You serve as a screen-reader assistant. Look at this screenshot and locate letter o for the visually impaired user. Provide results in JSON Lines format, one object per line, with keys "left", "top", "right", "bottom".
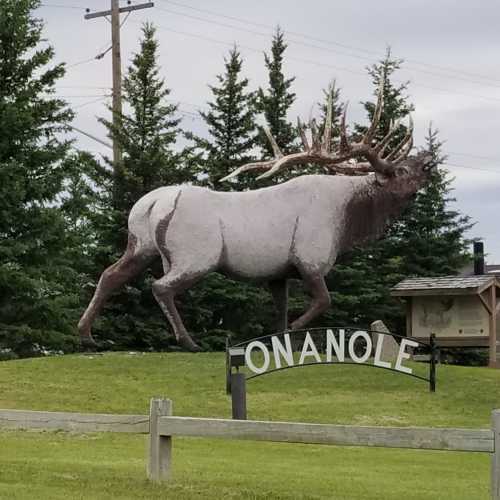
{"left": 348, "top": 331, "right": 373, "bottom": 364}
{"left": 245, "top": 341, "right": 271, "bottom": 375}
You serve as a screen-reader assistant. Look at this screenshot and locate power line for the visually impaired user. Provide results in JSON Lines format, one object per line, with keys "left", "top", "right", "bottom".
{"left": 155, "top": 5, "right": 500, "bottom": 91}
{"left": 443, "top": 163, "right": 500, "bottom": 175}
{"left": 39, "top": 3, "right": 84, "bottom": 9}
{"left": 144, "top": 21, "right": 500, "bottom": 105}
{"left": 69, "top": 108, "right": 500, "bottom": 174}
{"left": 138, "top": 21, "right": 378, "bottom": 79}
{"left": 67, "top": 57, "right": 97, "bottom": 68}
{"left": 447, "top": 151, "right": 500, "bottom": 163}
{"left": 178, "top": 109, "right": 202, "bottom": 121}
{"left": 73, "top": 96, "right": 109, "bottom": 109}
{"left": 39, "top": 8, "right": 499, "bottom": 172}
{"left": 158, "top": 0, "right": 500, "bottom": 86}
{"left": 69, "top": 125, "right": 113, "bottom": 148}
{"left": 70, "top": 100, "right": 492, "bottom": 161}
{"left": 56, "top": 85, "right": 110, "bottom": 90}
{"left": 53, "top": 94, "right": 109, "bottom": 98}
{"left": 44, "top": 2, "right": 500, "bottom": 105}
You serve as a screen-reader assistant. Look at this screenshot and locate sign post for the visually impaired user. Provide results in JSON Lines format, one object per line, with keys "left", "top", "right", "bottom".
{"left": 230, "top": 373, "right": 247, "bottom": 420}
{"left": 227, "top": 347, "right": 247, "bottom": 420}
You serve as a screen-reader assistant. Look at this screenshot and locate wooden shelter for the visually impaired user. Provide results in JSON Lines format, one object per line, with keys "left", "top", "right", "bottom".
{"left": 391, "top": 275, "right": 500, "bottom": 367}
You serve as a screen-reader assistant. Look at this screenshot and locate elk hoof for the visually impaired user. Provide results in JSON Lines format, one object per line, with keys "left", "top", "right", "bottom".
{"left": 178, "top": 335, "right": 202, "bottom": 352}
{"left": 79, "top": 332, "right": 98, "bottom": 351}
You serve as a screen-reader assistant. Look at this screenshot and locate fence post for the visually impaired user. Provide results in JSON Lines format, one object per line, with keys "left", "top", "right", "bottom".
{"left": 492, "top": 409, "right": 500, "bottom": 500}
{"left": 148, "top": 398, "right": 172, "bottom": 482}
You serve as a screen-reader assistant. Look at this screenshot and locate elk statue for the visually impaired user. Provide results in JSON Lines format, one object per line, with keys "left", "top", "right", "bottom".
{"left": 78, "top": 82, "right": 434, "bottom": 351}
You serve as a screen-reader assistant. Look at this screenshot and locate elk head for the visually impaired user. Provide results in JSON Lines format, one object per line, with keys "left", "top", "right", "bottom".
{"left": 221, "top": 78, "right": 435, "bottom": 190}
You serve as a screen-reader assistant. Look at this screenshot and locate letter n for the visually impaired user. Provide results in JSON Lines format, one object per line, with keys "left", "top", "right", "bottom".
{"left": 271, "top": 334, "right": 294, "bottom": 369}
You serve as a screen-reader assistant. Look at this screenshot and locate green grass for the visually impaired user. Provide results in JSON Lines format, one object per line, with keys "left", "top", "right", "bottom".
{"left": 1, "top": 352, "right": 499, "bottom": 499}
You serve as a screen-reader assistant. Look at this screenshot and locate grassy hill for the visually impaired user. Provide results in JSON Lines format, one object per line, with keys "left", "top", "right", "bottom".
{"left": 1, "top": 352, "right": 499, "bottom": 499}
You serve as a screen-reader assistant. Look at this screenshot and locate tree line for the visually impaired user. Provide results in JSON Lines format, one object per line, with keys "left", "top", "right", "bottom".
{"left": 0, "top": 0, "right": 473, "bottom": 359}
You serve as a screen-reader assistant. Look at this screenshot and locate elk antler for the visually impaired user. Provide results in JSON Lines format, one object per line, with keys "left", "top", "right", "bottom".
{"left": 220, "top": 77, "right": 414, "bottom": 182}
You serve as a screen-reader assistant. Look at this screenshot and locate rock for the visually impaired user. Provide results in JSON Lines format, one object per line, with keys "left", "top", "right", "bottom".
{"left": 370, "top": 320, "right": 401, "bottom": 363}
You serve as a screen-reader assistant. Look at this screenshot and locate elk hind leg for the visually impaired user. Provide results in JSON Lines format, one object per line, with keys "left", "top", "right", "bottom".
{"left": 290, "top": 271, "right": 331, "bottom": 331}
{"left": 78, "top": 234, "right": 155, "bottom": 347}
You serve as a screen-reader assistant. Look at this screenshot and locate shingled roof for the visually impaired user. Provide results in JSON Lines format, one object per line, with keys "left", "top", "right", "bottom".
{"left": 391, "top": 275, "right": 498, "bottom": 296}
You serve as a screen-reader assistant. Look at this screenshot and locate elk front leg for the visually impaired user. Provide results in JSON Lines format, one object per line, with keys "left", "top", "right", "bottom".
{"left": 152, "top": 272, "right": 203, "bottom": 352}
{"left": 290, "top": 272, "right": 331, "bottom": 330}
{"left": 269, "top": 279, "right": 289, "bottom": 332}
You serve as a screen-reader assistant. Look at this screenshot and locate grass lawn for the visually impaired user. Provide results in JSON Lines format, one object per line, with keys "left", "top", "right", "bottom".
{"left": 1, "top": 352, "right": 499, "bottom": 499}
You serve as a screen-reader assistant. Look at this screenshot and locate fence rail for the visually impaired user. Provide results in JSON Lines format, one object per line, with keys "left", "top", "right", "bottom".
{"left": 1, "top": 402, "right": 499, "bottom": 499}
{"left": 158, "top": 415, "right": 494, "bottom": 452}
{"left": 0, "top": 409, "right": 149, "bottom": 433}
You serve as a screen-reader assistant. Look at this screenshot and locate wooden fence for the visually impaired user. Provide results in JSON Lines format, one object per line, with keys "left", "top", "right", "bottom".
{"left": 1, "top": 399, "right": 499, "bottom": 499}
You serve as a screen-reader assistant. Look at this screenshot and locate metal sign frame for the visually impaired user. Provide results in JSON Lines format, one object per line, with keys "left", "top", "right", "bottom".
{"left": 226, "top": 327, "right": 437, "bottom": 419}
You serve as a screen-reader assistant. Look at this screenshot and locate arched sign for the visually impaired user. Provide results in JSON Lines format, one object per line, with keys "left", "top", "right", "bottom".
{"left": 226, "top": 327, "right": 437, "bottom": 396}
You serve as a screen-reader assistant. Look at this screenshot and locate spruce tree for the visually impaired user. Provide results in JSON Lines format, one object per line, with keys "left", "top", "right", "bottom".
{"left": 386, "top": 124, "right": 473, "bottom": 277}
{"left": 0, "top": 0, "right": 81, "bottom": 356}
{"left": 318, "top": 80, "right": 344, "bottom": 151}
{"left": 325, "top": 50, "right": 473, "bottom": 333}
{"left": 354, "top": 47, "right": 413, "bottom": 149}
{"left": 88, "top": 23, "right": 191, "bottom": 349}
{"left": 256, "top": 27, "right": 297, "bottom": 157}
{"left": 199, "top": 47, "right": 258, "bottom": 190}
{"left": 100, "top": 23, "right": 185, "bottom": 251}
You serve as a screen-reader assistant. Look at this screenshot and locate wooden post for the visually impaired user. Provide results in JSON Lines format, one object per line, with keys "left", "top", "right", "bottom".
{"left": 110, "top": 0, "right": 123, "bottom": 168}
{"left": 405, "top": 298, "right": 413, "bottom": 337}
{"left": 148, "top": 398, "right": 172, "bottom": 482}
{"left": 490, "top": 285, "right": 498, "bottom": 368}
{"left": 230, "top": 373, "right": 247, "bottom": 420}
{"left": 84, "top": 1, "right": 154, "bottom": 169}
{"left": 492, "top": 410, "right": 500, "bottom": 500}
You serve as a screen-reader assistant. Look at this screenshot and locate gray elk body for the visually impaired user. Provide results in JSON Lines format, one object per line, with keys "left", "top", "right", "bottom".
{"left": 78, "top": 84, "right": 433, "bottom": 351}
{"left": 138, "top": 172, "right": 422, "bottom": 282}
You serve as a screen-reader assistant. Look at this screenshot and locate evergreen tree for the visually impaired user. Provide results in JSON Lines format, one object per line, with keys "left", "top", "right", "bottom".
{"left": 325, "top": 51, "right": 473, "bottom": 333}
{"left": 100, "top": 23, "right": 185, "bottom": 252}
{"left": 87, "top": 23, "right": 193, "bottom": 349}
{"left": 199, "top": 47, "right": 258, "bottom": 190}
{"left": 354, "top": 47, "right": 413, "bottom": 149}
{"left": 386, "top": 124, "right": 473, "bottom": 278}
{"left": 0, "top": 0, "right": 81, "bottom": 357}
{"left": 317, "top": 80, "right": 344, "bottom": 151}
{"left": 256, "top": 27, "right": 297, "bottom": 157}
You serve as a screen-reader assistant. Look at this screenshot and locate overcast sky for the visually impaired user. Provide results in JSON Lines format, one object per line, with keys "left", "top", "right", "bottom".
{"left": 36, "top": 0, "right": 500, "bottom": 263}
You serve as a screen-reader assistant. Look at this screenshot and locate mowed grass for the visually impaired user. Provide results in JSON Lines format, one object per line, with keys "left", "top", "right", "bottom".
{"left": 1, "top": 352, "right": 499, "bottom": 499}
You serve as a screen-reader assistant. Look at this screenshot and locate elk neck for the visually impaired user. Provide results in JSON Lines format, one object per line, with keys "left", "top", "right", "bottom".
{"left": 337, "top": 174, "right": 418, "bottom": 254}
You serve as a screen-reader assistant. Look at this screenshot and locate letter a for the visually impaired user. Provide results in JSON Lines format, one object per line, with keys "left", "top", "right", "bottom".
{"left": 299, "top": 332, "right": 321, "bottom": 364}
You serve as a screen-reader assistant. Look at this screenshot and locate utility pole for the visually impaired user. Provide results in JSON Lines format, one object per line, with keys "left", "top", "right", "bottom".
{"left": 84, "top": 1, "right": 154, "bottom": 168}
{"left": 110, "top": 0, "right": 123, "bottom": 166}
